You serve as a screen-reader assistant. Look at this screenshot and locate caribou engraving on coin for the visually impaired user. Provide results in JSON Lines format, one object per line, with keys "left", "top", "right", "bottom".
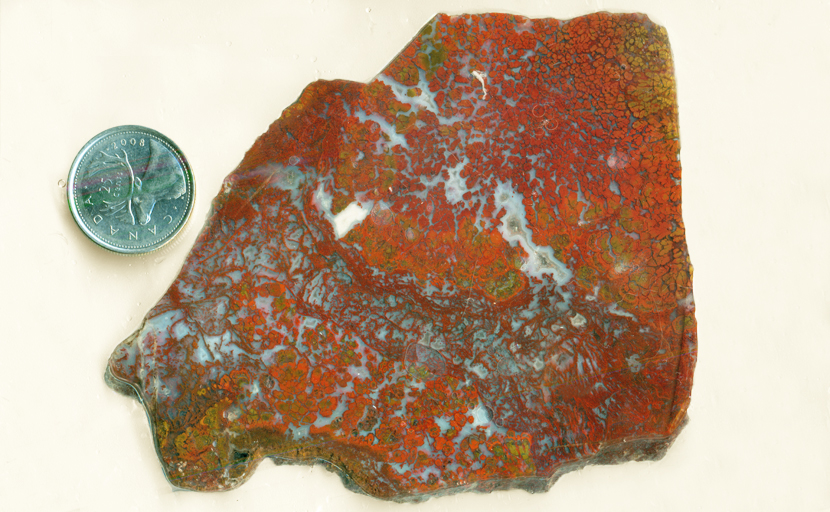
{"left": 92, "top": 139, "right": 186, "bottom": 226}
{"left": 67, "top": 126, "right": 194, "bottom": 253}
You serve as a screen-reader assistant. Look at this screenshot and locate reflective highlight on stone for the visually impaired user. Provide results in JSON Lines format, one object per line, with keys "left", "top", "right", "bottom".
{"left": 106, "top": 12, "right": 696, "bottom": 501}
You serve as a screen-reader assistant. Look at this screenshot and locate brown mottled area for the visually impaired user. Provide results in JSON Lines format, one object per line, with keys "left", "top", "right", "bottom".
{"left": 107, "top": 11, "right": 695, "bottom": 502}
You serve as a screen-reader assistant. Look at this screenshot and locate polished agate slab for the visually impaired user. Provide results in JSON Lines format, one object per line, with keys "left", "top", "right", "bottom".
{"left": 106, "top": 12, "right": 696, "bottom": 501}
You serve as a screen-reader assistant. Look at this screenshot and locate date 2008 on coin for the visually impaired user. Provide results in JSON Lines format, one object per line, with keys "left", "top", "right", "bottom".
{"left": 67, "top": 126, "right": 195, "bottom": 254}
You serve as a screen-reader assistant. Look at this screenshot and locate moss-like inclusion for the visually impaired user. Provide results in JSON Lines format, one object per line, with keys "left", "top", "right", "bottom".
{"left": 483, "top": 269, "right": 523, "bottom": 299}
{"left": 416, "top": 42, "right": 448, "bottom": 75}
{"left": 106, "top": 11, "right": 695, "bottom": 502}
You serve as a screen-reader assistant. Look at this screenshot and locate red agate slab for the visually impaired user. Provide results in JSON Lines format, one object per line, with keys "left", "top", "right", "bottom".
{"left": 106, "top": 12, "right": 696, "bottom": 502}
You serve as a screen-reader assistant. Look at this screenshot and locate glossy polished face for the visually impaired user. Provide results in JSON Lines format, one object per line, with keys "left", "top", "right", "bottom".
{"left": 107, "top": 12, "right": 695, "bottom": 501}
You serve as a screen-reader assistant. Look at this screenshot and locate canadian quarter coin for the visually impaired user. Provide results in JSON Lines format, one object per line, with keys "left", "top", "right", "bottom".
{"left": 67, "top": 125, "right": 195, "bottom": 254}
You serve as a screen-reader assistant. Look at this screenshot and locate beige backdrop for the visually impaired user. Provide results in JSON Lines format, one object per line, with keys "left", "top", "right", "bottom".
{"left": 1, "top": 0, "right": 828, "bottom": 510}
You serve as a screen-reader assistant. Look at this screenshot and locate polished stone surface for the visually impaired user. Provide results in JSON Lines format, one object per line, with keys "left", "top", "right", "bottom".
{"left": 107, "top": 11, "right": 696, "bottom": 501}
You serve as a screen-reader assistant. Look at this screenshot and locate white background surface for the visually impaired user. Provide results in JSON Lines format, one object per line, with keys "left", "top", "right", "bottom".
{"left": 1, "top": 0, "right": 828, "bottom": 510}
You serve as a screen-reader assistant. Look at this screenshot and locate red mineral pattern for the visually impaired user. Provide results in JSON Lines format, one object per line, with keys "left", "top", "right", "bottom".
{"left": 106, "top": 12, "right": 696, "bottom": 501}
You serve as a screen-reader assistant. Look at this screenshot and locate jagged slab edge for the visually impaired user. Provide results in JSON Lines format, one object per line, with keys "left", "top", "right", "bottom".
{"left": 107, "top": 359, "right": 686, "bottom": 501}
{"left": 105, "top": 10, "right": 691, "bottom": 502}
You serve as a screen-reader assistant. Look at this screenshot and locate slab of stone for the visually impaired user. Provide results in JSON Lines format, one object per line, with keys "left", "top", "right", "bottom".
{"left": 106, "top": 12, "right": 696, "bottom": 502}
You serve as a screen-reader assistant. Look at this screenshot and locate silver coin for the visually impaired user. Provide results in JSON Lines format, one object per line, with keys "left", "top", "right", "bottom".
{"left": 67, "top": 126, "right": 195, "bottom": 254}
